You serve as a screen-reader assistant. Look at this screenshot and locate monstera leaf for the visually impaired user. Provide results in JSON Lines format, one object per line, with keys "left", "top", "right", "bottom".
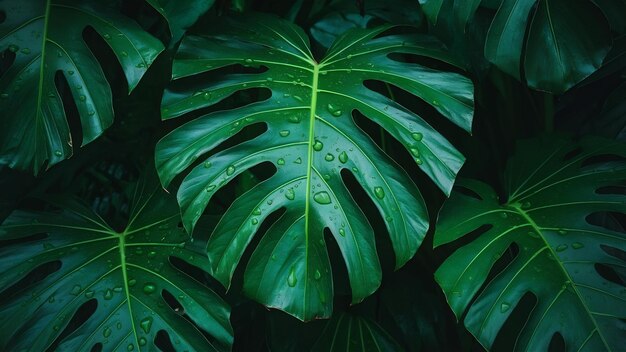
{"left": 311, "top": 313, "right": 403, "bottom": 351}
{"left": 420, "top": 0, "right": 612, "bottom": 93}
{"left": 156, "top": 14, "right": 473, "bottom": 320}
{"left": 434, "top": 136, "right": 626, "bottom": 351}
{"left": 0, "top": 173, "right": 233, "bottom": 351}
{"left": 146, "top": 0, "right": 215, "bottom": 43}
{"left": 0, "top": 0, "right": 164, "bottom": 173}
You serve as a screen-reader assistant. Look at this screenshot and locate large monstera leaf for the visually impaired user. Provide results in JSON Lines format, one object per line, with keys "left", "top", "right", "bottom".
{"left": 421, "top": 0, "right": 613, "bottom": 93}
{"left": 156, "top": 14, "right": 473, "bottom": 320}
{"left": 0, "top": 0, "right": 164, "bottom": 173}
{"left": 434, "top": 136, "right": 626, "bottom": 351}
{"left": 0, "top": 174, "right": 233, "bottom": 351}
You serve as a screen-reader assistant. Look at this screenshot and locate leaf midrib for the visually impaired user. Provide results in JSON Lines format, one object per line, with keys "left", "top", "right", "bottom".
{"left": 34, "top": 0, "right": 52, "bottom": 162}
{"left": 508, "top": 204, "right": 612, "bottom": 350}
{"left": 303, "top": 62, "right": 320, "bottom": 317}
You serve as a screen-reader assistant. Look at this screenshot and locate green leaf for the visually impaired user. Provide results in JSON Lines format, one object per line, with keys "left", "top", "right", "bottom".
{"left": 418, "top": 0, "right": 444, "bottom": 24}
{"left": 156, "top": 14, "right": 473, "bottom": 320}
{"left": 434, "top": 135, "right": 626, "bottom": 351}
{"left": 0, "top": 0, "right": 164, "bottom": 174}
{"left": 484, "top": 0, "right": 611, "bottom": 93}
{"left": 0, "top": 172, "right": 233, "bottom": 351}
{"left": 146, "top": 0, "right": 215, "bottom": 43}
{"left": 311, "top": 312, "right": 403, "bottom": 351}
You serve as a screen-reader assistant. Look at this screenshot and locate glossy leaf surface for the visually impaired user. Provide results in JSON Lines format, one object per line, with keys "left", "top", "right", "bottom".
{"left": 0, "top": 0, "right": 164, "bottom": 173}
{"left": 146, "top": 0, "right": 215, "bottom": 43}
{"left": 426, "top": 0, "right": 612, "bottom": 93}
{"left": 0, "top": 173, "right": 233, "bottom": 352}
{"left": 156, "top": 14, "right": 473, "bottom": 320}
{"left": 434, "top": 136, "right": 626, "bottom": 351}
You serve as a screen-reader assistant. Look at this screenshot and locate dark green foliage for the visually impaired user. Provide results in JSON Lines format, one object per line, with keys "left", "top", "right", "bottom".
{"left": 0, "top": 0, "right": 624, "bottom": 351}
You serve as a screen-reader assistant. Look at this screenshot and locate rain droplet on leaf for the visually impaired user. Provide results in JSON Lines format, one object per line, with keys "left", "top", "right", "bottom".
{"left": 313, "top": 191, "right": 331, "bottom": 204}
{"left": 287, "top": 266, "right": 297, "bottom": 287}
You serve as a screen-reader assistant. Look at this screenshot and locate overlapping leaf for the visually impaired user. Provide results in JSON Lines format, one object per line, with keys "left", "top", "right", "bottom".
{"left": 0, "top": 0, "right": 164, "bottom": 173}
{"left": 434, "top": 136, "right": 626, "bottom": 351}
{"left": 422, "top": 0, "right": 613, "bottom": 93}
{"left": 0, "top": 173, "right": 233, "bottom": 351}
{"left": 156, "top": 14, "right": 473, "bottom": 320}
{"left": 311, "top": 313, "right": 403, "bottom": 351}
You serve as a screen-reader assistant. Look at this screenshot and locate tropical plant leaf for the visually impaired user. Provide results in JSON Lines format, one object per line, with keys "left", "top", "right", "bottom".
{"left": 418, "top": 0, "right": 443, "bottom": 24}
{"left": 309, "top": 0, "right": 423, "bottom": 49}
{"left": 156, "top": 13, "right": 473, "bottom": 320}
{"left": 0, "top": 0, "right": 164, "bottom": 173}
{"left": 434, "top": 135, "right": 626, "bottom": 351}
{"left": 0, "top": 172, "right": 233, "bottom": 351}
{"left": 311, "top": 312, "right": 403, "bottom": 351}
{"left": 426, "top": 0, "right": 612, "bottom": 93}
{"left": 146, "top": 0, "right": 215, "bottom": 43}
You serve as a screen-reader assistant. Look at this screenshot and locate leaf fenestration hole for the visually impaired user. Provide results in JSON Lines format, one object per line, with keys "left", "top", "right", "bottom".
{"left": 155, "top": 329, "right": 176, "bottom": 352}
{"left": 47, "top": 298, "right": 98, "bottom": 352}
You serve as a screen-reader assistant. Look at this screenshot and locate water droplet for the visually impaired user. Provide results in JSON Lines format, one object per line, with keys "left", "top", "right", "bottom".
{"left": 500, "top": 302, "right": 510, "bottom": 313}
{"left": 20, "top": 48, "right": 31, "bottom": 54}
{"left": 293, "top": 95, "right": 303, "bottom": 102}
{"left": 67, "top": 70, "right": 74, "bottom": 76}
{"left": 8, "top": 44, "right": 18, "bottom": 52}
{"left": 411, "top": 132, "right": 423, "bottom": 141}
{"left": 385, "top": 216, "right": 393, "bottom": 222}
{"left": 499, "top": 212, "right": 508, "bottom": 219}
{"left": 571, "top": 242, "right": 584, "bottom": 249}
{"left": 432, "top": 100, "right": 440, "bottom": 106}
{"left": 277, "top": 158, "right": 285, "bottom": 165}
{"left": 410, "top": 147, "right": 420, "bottom": 157}
{"left": 139, "top": 338, "right": 147, "bottom": 346}
{"left": 287, "top": 266, "right": 297, "bottom": 287}
{"left": 314, "top": 270, "right": 321, "bottom": 280}
{"left": 128, "top": 279, "right": 137, "bottom": 287}
{"left": 253, "top": 208, "right": 261, "bottom": 216}
{"left": 528, "top": 231, "right": 539, "bottom": 239}
{"left": 320, "top": 70, "right": 328, "bottom": 75}
{"left": 85, "top": 290, "right": 94, "bottom": 298}
{"left": 127, "top": 344, "right": 134, "bottom": 351}
{"left": 136, "top": 63, "right": 145, "bottom": 68}
{"left": 251, "top": 218, "right": 258, "bottom": 225}
{"left": 313, "top": 191, "right": 331, "bottom": 204}
{"left": 266, "top": 77, "right": 273, "bottom": 82}
{"left": 143, "top": 283, "right": 156, "bottom": 294}
{"left": 285, "top": 188, "right": 295, "bottom": 200}
{"left": 203, "top": 161, "right": 212, "bottom": 168}
{"left": 339, "top": 228, "right": 345, "bottom": 237}
{"left": 271, "top": 254, "right": 276, "bottom": 260}
{"left": 374, "top": 187, "right": 385, "bottom": 199}
{"left": 244, "top": 58, "right": 253, "bottom": 64}
{"left": 140, "top": 317, "right": 153, "bottom": 333}
{"left": 103, "top": 33, "right": 111, "bottom": 39}
{"left": 313, "top": 140, "right": 323, "bottom": 151}
{"left": 294, "top": 157, "right": 302, "bottom": 164}
{"left": 88, "top": 110, "right": 95, "bottom": 116}
{"left": 71, "top": 285, "right": 81, "bottom": 295}
{"left": 48, "top": 92, "right": 55, "bottom": 98}
{"left": 226, "top": 165, "right": 236, "bottom": 176}
{"left": 279, "top": 130, "right": 290, "bottom": 137}
{"left": 113, "top": 286, "right": 123, "bottom": 293}
{"left": 558, "top": 229, "right": 567, "bottom": 235}
{"left": 556, "top": 244, "right": 568, "bottom": 252}
{"left": 288, "top": 115, "right": 301, "bottom": 123}
{"left": 121, "top": 51, "right": 128, "bottom": 57}
{"left": 206, "top": 185, "right": 216, "bottom": 192}
{"left": 103, "top": 327, "right": 112, "bottom": 337}
{"left": 104, "top": 289, "right": 113, "bottom": 300}
{"left": 324, "top": 153, "right": 334, "bottom": 161}
{"left": 415, "top": 158, "right": 423, "bottom": 165}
